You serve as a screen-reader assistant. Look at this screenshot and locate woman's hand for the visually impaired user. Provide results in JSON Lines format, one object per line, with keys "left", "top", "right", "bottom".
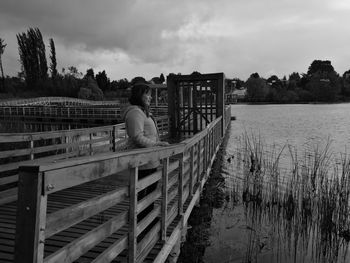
{"left": 156, "top": 141, "right": 170, "bottom": 146}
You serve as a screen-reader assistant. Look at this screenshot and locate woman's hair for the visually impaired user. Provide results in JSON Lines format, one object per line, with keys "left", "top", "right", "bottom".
{"left": 129, "top": 83, "right": 151, "bottom": 116}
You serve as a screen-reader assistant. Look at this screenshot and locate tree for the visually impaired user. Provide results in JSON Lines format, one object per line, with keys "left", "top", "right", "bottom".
{"left": 341, "top": 70, "right": 350, "bottom": 98}
{"left": 245, "top": 74, "right": 267, "bottom": 102}
{"left": 159, "top": 73, "right": 165, "bottom": 83}
{"left": 305, "top": 60, "right": 340, "bottom": 101}
{"left": 287, "top": 72, "right": 301, "bottom": 90}
{"left": 151, "top": 76, "right": 165, "bottom": 84}
{"left": 17, "top": 28, "right": 48, "bottom": 89}
{"left": 96, "top": 70, "right": 110, "bottom": 92}
{"left": 307, "top": 60, "right": 334, "bottom": 75}
{"left": 49, "top": 38, "right": 57, "bottom": 79}
{"left": 131, "top": 76, "right": 147, "bottom": 85}
{"left": 0, "top": 38, "right": 6, "bottom": 92}
{"left": 84, "top": 68, "right": 95, "bottom": 80}
{"left": 78, "top": 76, "right": 103, "bottom": 100}
{"left": 306, "top": 71, "right": 340, "bottom": 102}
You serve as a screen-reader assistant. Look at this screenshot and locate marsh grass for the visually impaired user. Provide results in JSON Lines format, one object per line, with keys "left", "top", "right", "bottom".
{"left": 233, "top": 132, "right": 350, "bottom": 263}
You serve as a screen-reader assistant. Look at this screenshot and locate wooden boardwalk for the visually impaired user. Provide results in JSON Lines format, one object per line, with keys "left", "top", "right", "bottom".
{"left": 0, "top": 73, "right": 231, "bottom": 263}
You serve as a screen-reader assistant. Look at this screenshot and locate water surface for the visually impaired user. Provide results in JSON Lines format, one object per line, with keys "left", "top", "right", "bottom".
{"left": 203, "top": 103, "right": 350, "bottom": 263}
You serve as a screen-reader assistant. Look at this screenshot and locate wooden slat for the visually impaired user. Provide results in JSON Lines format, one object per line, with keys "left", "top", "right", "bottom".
{"left": 0, "top": 175, "right": 18, "bottom": 186}
{"left": 91, "top": 234, "right": 127, "bottom": 263}
{"left": 137, "top": 188, "right": 161, "bottom": 214}
{"left": 44, "top": 210, "right": 128, "bottom": 263}
{"left": 45, "top": 186, "right": 128, "bottom": 238}
{"left": 0, "top": 188, "right": 17, "bottom": 206}
{"left": 136, "top": 222, "right": 160, "bottom": 262}
{"left": 137, "top": 169, "right": 161, "bottom": 192}
{"left": 136, "top": 206, "right": 161, "bottom": 237}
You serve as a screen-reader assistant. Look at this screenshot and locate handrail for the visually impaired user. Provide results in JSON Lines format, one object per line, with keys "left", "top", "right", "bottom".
{"left": 0, "top": 116, "right": 169, "bottom": 205}
{"left": 14, "top": 115, "right": 226, "bottom": 263}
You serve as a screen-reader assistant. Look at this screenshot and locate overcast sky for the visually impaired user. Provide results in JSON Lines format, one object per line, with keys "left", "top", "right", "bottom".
{"left": 1, "top": 0, "right": 350, "bottom": 81}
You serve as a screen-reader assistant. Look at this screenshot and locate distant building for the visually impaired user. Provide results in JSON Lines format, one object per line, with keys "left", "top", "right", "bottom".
{"left": 226, "top": 88, "right": 247, "bottom": 103}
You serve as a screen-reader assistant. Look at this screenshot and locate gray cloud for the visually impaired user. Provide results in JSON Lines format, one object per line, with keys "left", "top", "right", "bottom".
{"left": 1, "top": 0, "right": 350, "bottom": 80}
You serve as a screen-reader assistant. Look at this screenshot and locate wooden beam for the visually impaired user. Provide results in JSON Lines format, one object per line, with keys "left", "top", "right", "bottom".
{"left": 14, "top": 167, "right": 47, "bottom": 263}
{"left": 45, "top": 186, "right": 128, "bottom": 238}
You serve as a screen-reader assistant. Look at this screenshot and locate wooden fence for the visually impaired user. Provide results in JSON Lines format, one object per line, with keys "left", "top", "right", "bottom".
{"left": 0, "top": 105, "right": 168, "bottom": 123}
{"left": 13, "top": 114, "right": 226, "bottom": 262}
{"left": 0, "top": 116, "right": 169, "bottom": 205}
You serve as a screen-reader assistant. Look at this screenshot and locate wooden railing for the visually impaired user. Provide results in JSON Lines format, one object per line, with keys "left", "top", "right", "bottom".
{"left": 0, "top": 97, "right": 121, "bottom": 106}
{"left": 0, "top": 105, "right": 168, "bottom": 122}
{"left": 0, "top": 116, "right": 169, "bottom": 205}
{"left": 14, "top": 115, "right": 225, "bottom": 263}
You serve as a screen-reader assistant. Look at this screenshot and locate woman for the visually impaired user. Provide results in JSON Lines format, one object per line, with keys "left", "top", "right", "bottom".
{"left": 123, "top": 82, "right": 169, "bottom": 237}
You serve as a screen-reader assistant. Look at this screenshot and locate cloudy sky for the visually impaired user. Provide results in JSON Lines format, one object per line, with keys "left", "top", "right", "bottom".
{"left": 1, "top": 0, "right": 350, "bottom": 81}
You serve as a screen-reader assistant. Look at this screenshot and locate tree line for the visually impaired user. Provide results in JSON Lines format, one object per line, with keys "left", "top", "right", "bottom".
{"left": 228, "top": 60, "right": 350, "bottom": 103}
{"left": 0, "top": 28, "right": 165, "bottom": 100}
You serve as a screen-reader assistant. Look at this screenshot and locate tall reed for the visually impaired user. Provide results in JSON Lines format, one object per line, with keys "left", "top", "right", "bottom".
{"left": 232, "top": 132, "right": 350, "bottom": 263}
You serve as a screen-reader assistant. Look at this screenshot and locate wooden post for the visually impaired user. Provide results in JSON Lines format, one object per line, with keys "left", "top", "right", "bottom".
{"left": 178, "top": 154, "right": 184, "bottom": 216}
{"left": 203, "top": 136, "right": 207, "bottom": 173}
{"left": 167, "top": 75, "right": 177, "bottom": 138}
{"left": 216, "top": 73, "right": 225, "bottom": 137}
{"left": 129, "top": 167, "right": 138, "bottom": 263}
{"left": 89, "top": 133, "right": 93, "bottom": 156}
{"left": 65, "top": 136, "right": 69, "bottom": 154}
{"left": 161, "top": 157, "right": 169, "bottom": 241}
{"left": 15, "top": 167, "right": 47, "bottom": 263}
{"left": 189, "top": 147, "right": 194, "bottom": 196}
{"left": 112, "top": 126, "right": 116, "bottom": 152}
{"left": 192, "top": 84, "right": 198, "bottom": 134}
{"left": 30, "top": 140, "right": 34, "bottom": 160}
{"left": 197, "top": 142, "right": 201, "bottom": 183}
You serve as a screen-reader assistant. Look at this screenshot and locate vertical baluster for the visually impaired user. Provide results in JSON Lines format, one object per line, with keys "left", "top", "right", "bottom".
{"left": 161, "top": 157, "right": 169, "bottom": 241}
{"left": 205, "top": 135, "right": 208, "bottom": 174}
{"left": 89, "top": 133, "right": 93, "bottom": 155}
{"left": 30, "top": 139, "right": 34, "bottom": 160}
{"left": 129, "top": 167, "right": 138, "bottom": 263}
{"left": 178, "top": 154, "right": 184, "bottom": 216}
{"left": 190, "top": 146, "right": 194, "bottom": 196}
{"left": 197, "top": 142, "right": 201, "bottom": 183}
{"left": 112, "top": 126, "right": 116, "bottom": 152}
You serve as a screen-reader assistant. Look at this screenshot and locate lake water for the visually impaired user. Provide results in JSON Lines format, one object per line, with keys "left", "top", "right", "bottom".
{"left": 202, "top": 103, "right": 350, "bottom": 263}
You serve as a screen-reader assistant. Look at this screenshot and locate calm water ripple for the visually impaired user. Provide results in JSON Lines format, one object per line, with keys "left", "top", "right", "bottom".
{"left": 203, "top": 103, "right": 350, "bottom": 263}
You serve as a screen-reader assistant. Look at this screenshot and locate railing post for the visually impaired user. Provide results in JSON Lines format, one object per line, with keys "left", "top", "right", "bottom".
{"left": 89, "top": 133, "right": 93, "bottom": 156}
{"left": 65, "top": 136, "right": 69, "bottom": 154}
{"left": 197, "top": 142, "right": 201, "bottom": 183}
{"left": 189, "top": 147, "right": 194, "bottom": 196}
{"left": 203, "top": 136, "right": 207, "bottom": 174}
{"left": 15, "top": 167, "right": 47, "bottom": 263}
{"left": 161, "top": 157, "right": 169, "bottom": 241}
{"left": 112, "top": 126, "right": 116, "bottom": 152}
{"left": 129, "top": 167, "right": 138, "bottom": 263}
{"left": 30, "top": 139, "right": 34, "bottom": 160}
{"left": 178, "top": 154, "right": 184, "bottom": 216}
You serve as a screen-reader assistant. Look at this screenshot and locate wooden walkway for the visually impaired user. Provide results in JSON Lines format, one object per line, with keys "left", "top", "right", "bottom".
{"left": 0, "top": 73, "right": 231, "bottom": 263}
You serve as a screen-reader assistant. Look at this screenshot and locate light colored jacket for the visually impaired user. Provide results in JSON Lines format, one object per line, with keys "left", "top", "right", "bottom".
{"left": 123, "top": 105, "right": 160, "bottom": 169}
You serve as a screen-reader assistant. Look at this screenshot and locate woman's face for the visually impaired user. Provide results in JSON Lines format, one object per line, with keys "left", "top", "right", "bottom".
{"left": 141, "top": 90, "right": 152, "bottom": 107}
